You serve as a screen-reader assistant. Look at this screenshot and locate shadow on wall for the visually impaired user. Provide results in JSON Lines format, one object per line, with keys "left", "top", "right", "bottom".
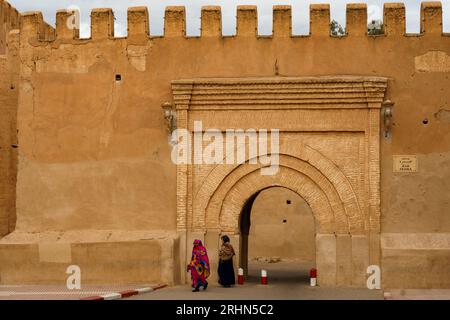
{"left": 0, "top": 1, "right": 20, "bottom": 237}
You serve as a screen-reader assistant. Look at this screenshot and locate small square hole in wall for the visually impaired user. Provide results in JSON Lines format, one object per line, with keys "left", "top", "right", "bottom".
{"left": 283, "top": 219, "right": 287, "bottom": 223}
{"left": 115, "top": 74, "right": 122, "bottom": 82}
{"left": 286, "top": 200, "right": 291, "bottom": 204}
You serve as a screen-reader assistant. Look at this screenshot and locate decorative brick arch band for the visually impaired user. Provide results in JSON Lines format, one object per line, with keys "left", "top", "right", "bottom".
{"left": 205, "top": 156, "right": 343, "bottom": 234}
{"left": 194, "top": 148, "right": 364, "bottom": 235}
{"left": 217, "top": 166, "right": 335, "bottom": 233}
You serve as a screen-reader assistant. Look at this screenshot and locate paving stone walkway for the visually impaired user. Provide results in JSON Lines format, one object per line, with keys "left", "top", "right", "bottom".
{"left": 0, "top": 284, "right": 156, "bottom": 300}
{"left": 131, "top": 261, "right": 384, "bottom": 300}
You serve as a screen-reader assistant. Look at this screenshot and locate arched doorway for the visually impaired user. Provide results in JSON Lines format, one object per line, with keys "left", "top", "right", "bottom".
{"left": 209, "top": 162, "right": 354, "bottom": 287}
{"left": 239, "top": 187, "right": 316, "bottom": 284}
{"left": 186, "top": 154, "right": 373, "bottom": 287}
{"left": 172, "top": 76, "right": 387, "bottom": 287}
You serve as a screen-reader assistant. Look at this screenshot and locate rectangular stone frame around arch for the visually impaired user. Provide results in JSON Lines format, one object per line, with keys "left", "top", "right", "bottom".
{"left": 171, "top": 76, "right": 388, "bottom": 287}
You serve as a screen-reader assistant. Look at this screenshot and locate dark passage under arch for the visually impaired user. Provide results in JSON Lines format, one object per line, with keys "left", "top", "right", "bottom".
{"left": 239, "top": 191, "right": 261, "bottom": 276}
{"left": 239, "top": 187, "right": 316, "bottom": 282}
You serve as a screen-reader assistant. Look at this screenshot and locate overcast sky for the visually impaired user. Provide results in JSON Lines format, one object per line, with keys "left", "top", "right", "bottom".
{"left": 7, "top": 0, "right": 450, "bottom": 37}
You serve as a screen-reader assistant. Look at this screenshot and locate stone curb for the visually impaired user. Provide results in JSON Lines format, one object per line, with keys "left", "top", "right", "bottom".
{"left": 80, "top": 284, "right": 167, "bottom": 300}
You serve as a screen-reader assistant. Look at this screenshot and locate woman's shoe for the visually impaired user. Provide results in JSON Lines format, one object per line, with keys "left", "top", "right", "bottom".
{"left": 203, "top": 282, "right": 208, "bottom": 290}
{"left": 192, "top": 287, "right": 200, "bottom": 292}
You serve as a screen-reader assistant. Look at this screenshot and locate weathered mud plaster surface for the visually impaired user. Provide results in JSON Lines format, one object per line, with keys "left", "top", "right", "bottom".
{"left": 415, "top": 51, "right": 450, "bottom": 72}
{"left": 0, "top": 230, "right": 180, "bottom": 285}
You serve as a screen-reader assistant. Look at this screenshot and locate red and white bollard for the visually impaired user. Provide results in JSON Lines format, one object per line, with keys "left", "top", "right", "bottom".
{"left": 310, "top": 268, "right": 317, "bottom": 287}
{"left": 261, "top": 270, "right": 268, "bottom": 285}
{"left": 238, "top": 268, "right": 244, "bottom": 285}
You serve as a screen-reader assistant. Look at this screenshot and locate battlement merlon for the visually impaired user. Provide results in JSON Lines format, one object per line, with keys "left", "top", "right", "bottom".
{"left": 91, "top": 8, "right": 114, "bottom": 40}
{"left": 273, "top": 6, "right": 292, "bottom": 37}
{"left": 421, "top": 2, "right": 443, "bottom": 35}
{"left": 0, "top": 0, "right": 20, "bottom": 28}
{"left": 201, "top": 6, "right": 221, "bottom": 37}
{"left": 20, "top": 11, "right": 55, "bottom": 42}
{"left": 18, "top": 3, "right": 449, "bottom": 43}
{"left": 347, "top": 4, "right": 368, "bottom": 36}
{"left": 237, "top": 6, "right": 257, "bottom": 37}
{"left": 56, "top": 9, "right": 79, "bottom": 40}
{"left": 384, "top": 3, "right": 406, "bottom": 36}
{"left": 165, "top": 6, "right": 186, "bottom": 37}
{"left": 128, "top": 7, "right": 149, "bottom": 38}
{"left": 310, "top": 4, "right": 331, "bottom": 36}
{"left": 0, "top": 0, "right": 20, "bottom": 53}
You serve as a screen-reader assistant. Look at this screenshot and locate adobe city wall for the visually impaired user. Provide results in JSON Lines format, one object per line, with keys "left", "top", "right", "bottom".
{"left": 0, "top": 0, "right": 19, "bottom": 54}
{"left": 0, "top": 1, "right": 449, "bottom": 288}
{"left": 0, "top": 231, "right": 180, "bottom": 285}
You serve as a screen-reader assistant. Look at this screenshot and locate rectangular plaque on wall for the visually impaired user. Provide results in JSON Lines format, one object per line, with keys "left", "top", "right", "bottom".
{"left": 393, "top": 155, "right": 418, "bottom": 173}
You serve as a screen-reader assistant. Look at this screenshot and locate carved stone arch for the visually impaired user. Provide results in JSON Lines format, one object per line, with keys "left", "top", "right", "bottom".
{"left": 195, "top": 149, "right": 364, "bottom": 234}
{"left": 202, "top": 154, "right": 350, "bottom": 233}
{"left": 217, "top": 166, "right": 336, "bottom": 233}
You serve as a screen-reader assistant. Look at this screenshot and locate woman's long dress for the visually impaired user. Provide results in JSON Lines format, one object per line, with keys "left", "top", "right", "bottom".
{"left": 218, "top": 243, "right": 236, "bottom": 286}
{"left": 189, "top": 240, "right": 210, "bottom": 289}
{"left": 218, "top": 259, "right": 235, "bottom": 286}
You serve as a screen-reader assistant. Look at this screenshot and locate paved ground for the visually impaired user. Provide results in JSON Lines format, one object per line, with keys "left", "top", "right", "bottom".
{"left": 0, "top": 284, "right": 156, "bottom": 300}
{"left": 384, "top": 289, "right": 450, "bottom": 300}
{"left": 130, "top": 261, "right": 384, "bottom": 300}
{"left": 1, "top": 261, "right": 448, "bottom": 300}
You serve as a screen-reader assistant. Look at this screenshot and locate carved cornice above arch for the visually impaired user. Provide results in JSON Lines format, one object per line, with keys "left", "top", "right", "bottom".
{"left": 172, "top": 76, "right": 388, "bottom": 111}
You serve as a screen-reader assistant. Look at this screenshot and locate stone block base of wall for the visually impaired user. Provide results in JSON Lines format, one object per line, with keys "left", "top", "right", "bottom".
{"left": 0, "top": 230, "right": 180, "bottom": 285}
{"left": 381, "top": 233, "right": 450, "bottom": 289}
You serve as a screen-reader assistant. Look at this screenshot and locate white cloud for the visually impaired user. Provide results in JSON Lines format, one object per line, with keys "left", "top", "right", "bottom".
{"left": 7, "top": 0, "right": 450, "bottom": 37}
